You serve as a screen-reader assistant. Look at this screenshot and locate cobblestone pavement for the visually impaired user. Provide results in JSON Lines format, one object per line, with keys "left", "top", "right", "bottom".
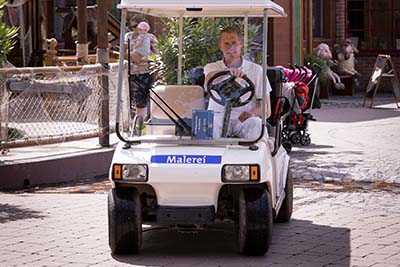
{"left": 1, "top": 95, "right": 400, "bottom": 266}
{"left": 291, "top": 95, "right": 400, "bottom": 184}
{"left": 1, "top": 186, "right": 400, "bottom": 267}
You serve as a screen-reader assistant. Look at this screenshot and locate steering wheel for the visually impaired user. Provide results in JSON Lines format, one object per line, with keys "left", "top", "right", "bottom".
{"left": 207, "top": 70, "right": 255, "bottom": 107}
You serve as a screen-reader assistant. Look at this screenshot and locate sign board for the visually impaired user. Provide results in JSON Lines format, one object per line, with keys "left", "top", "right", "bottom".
{"left": 191, "top": 110, "right": 214, "bottom": 140}
{"left": 363, "top": 54, "right": 400, "bottom": 108}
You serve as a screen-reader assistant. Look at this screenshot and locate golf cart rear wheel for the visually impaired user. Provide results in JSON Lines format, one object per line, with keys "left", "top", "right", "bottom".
{"left": 274, "top": 168, "right": 293, "bottom": 223}
{"left": 108, "top": 188, "right": 142, "bottom": 254}
{"left": 237, "top": 188, "right": 273, "bottom": 255}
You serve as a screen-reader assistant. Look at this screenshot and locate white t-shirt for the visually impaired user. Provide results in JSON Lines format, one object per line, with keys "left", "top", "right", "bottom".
{"left": 204, "top": 58, "right": 272, "bottom": 119}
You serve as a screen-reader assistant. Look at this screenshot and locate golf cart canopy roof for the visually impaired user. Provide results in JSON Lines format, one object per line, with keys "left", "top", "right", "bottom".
{"left": 117, "top": 0, "right": 287, "bottom": 17}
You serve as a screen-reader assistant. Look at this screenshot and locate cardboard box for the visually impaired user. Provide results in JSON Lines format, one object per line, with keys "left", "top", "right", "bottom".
{"left": 192, "top": 110, "right": 214, "bottom": 140}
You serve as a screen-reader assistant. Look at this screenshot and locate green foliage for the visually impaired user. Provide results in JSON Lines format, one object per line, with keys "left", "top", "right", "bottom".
{"left": 8, "top": 127, "right": 24, "bottom": 141}
{"left": 0, "top": 0, "right": 18, "bottom": 67}
{"left": 304, "top": 52, "right": 329, "bottom": 84}
{"left": 304, "top": 52, "right": 325, "bottom": 72}
{"left": 151, "top": 18, "right": 261, "bottom": 85}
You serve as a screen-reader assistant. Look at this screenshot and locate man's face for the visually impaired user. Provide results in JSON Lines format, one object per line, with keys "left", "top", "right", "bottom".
{"left": 219, "top": 32, "right": 243, "bottom": 62}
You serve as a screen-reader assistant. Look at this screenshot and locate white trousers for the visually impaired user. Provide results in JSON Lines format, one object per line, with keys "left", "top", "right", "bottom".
{"left": 213, "top": 115, "right": 269, "bottom": 143}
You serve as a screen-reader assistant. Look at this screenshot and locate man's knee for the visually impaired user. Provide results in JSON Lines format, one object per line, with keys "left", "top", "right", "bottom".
{"left": 244, "top": 116, "right": 261, "bottom": 129}
{"left": 241, "top": 117, "right": 262, "bottom": 138}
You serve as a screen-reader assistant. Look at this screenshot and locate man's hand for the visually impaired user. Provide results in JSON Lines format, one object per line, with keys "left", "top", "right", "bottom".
{"left": 238, "top": 111, "right": 254, "bottom": 122}
{"left": 230, "top": 68, "right": 245, "bottom": 78}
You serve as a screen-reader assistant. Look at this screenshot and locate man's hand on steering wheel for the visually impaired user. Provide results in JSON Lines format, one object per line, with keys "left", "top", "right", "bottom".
{"left": 207, "top": 70, "right": 255, "bottom": 108}
{"left": 230, "top": 68, "right": 245, "bottom": 78}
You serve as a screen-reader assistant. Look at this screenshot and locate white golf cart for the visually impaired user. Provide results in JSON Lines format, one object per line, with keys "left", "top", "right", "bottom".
{"left": 109, "top": 0, "right": 291, "bottom": 255}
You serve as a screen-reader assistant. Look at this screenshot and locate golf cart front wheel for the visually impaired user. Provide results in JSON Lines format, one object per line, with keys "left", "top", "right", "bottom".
{"left": 108, "top": 188, "right": 142, "bottom": 254}
{"left": 282, "top": 141, "right": 292, "bottom": 153}
{"left": 237, "top": 188, "right": 273, "bottom": 255}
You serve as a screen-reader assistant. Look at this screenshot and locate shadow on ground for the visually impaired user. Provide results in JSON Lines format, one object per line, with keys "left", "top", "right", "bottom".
{"left": 313, "top": 106, "right": 400, "bottom": 123}
{"left": 112, "top": 219, "right": 350, "bottom": 266}
{"left": 0, "top": 203, "right": 47, "bottom": 223}
{"left": 1, "top": 176, "right": 111, "bottom": 194}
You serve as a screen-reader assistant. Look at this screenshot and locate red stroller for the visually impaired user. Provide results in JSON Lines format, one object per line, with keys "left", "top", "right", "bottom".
{"left": 270, "top": 64, "right": 321, "bottom": 152}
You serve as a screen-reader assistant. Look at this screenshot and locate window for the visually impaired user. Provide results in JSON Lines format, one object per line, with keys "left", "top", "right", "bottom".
{"left": 347, "top": 0, "right": 400, "bottom": 51}
{"left": 313, "top": 0, "right": 330, "bottom": 38}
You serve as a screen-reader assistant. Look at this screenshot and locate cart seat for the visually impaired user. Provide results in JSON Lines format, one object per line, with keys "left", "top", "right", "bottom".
{"left": 147, "top": 85, "right": 205, "bottom": 135}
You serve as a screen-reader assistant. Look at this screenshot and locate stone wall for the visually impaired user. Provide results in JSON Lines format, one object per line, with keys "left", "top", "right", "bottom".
{"left": 336, "top": 0, "right": 346, "bottom": 43}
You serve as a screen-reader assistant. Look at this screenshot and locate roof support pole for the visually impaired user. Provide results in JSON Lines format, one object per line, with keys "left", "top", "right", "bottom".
{"left": 244, "top": 14, "right": 248, "bottom": 57}
{"left": 115, "top": 9, "right": 127, "bottom": 130}
{"left": 262, "top": 8, "right": 268, "bottom": 121}
{"left": 178, "top": 13, "right": 183, "bottom": 84}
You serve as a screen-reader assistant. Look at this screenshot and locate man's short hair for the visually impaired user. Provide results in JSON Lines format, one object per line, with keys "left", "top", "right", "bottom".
{"left": 219, "top": 26, "right": 243, "bottom": 42}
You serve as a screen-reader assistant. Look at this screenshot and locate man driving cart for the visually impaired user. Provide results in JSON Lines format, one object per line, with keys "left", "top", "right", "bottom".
{"left": 205, "top": 26, "right": 272, "bottom": 148}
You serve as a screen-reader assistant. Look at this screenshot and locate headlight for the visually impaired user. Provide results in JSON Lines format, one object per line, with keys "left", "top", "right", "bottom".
{"left": 112, "top": 164, "right": 148, "bottom": 182}
{"left": 222, "top": 164, "right": 259, "bottom": 182}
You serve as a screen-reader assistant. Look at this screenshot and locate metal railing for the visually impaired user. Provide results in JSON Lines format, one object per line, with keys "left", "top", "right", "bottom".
{"left": 0, "top": 63, "right": 130, "bottom": 152}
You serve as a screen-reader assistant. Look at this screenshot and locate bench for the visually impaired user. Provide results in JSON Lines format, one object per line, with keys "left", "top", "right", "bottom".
{"left": 332, "top": 74, "right": 354, "bottom": 96}
{"left": 146, "top": 85, "right": 205, "bottom": 135}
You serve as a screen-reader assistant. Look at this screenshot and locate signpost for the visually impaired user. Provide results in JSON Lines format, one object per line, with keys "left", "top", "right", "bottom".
{"left": 363, "top": 54, "right": 400, "bottom": 108}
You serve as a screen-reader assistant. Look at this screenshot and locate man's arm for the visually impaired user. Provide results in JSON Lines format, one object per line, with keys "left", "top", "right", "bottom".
{"left": 238, "top": 64, "right": 272, "bottom": 122}
{"left": 251, "top": 98, "right": 271, "bottom": 118}
{"left": 203, "top": 62, "right": 226, "bottom": 88}
{"left": 238, "top": 98, "right": 271, "bottom": 122}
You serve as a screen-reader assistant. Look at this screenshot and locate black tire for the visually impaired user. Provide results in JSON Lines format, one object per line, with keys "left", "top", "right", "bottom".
{"left": 237, "top": 188, "right": 273, "bottom": 255}
{"left": 282, "top": 141, "right": 292, "bottom": 153}
{"left": 108, "top": 188, "right": 142, "bottom": 254}
{"left": 274, "top": 168, "right": 293, "bottom": 223}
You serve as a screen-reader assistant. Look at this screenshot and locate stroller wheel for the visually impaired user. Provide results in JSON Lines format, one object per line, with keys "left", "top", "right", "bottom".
{"left": 300, "top": 134, "right": 311, "bottom": 146}
{"left": 289, "top": 132, "right": 301, "bottom": 144}
{"left": 282, "top": 141, "right": 292, "bottom": 153}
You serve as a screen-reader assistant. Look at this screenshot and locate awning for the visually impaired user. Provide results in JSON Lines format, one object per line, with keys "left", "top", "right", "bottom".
{"left": 117, "top": 0, "right": 287, "bottom": 17}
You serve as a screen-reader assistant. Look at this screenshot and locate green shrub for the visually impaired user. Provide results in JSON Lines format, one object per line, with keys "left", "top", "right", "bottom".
{"left": 151, "top": 18, "right": 261, "bottom": 85}
{"left": 304, "top": 53, "right": 325, "bottom": 73}
{"left": 8, "top": 127, "right": 24, "bottom": 141}
{"left": 0, "top": 0, "right": 18, "bottom": 67}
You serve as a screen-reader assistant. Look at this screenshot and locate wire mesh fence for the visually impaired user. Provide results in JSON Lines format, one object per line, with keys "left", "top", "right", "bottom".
{"left": 0, "top": 63, "right": 130, "bottom": 152}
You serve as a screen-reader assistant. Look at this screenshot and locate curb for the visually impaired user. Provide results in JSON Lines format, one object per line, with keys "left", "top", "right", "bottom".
{"left": 0, "top": 147, "right": 115, "bottom": 190}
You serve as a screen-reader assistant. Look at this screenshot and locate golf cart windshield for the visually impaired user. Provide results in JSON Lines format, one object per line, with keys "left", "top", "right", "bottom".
{"left": 115, "top": 0, "right": 286, "bottom": 146}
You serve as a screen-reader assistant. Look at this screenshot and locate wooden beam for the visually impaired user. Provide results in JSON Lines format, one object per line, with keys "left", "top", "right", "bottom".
{"left": 308, "top": 0, "right": 313, "bottom": 54}
{"left": 77, "top": 0, "right": 88, "bottom": 44}
{"left": 77, "top": 0, "right": 88, "bottom": 64}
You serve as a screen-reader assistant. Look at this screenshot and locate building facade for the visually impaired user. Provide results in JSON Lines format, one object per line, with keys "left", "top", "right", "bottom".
{"left": 5, "top": 0, "right": 400, "bottom": 93}
{"left": 271, "top": 0, "right": 400, "bottom": 92}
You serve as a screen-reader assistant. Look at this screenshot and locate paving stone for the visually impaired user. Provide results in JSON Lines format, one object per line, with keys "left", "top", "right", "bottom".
{"left": 0, "top": 187, "right": 398, "bottom": 266}
{"left": 0, "top": 96, "right": 399, "bottom": 267}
